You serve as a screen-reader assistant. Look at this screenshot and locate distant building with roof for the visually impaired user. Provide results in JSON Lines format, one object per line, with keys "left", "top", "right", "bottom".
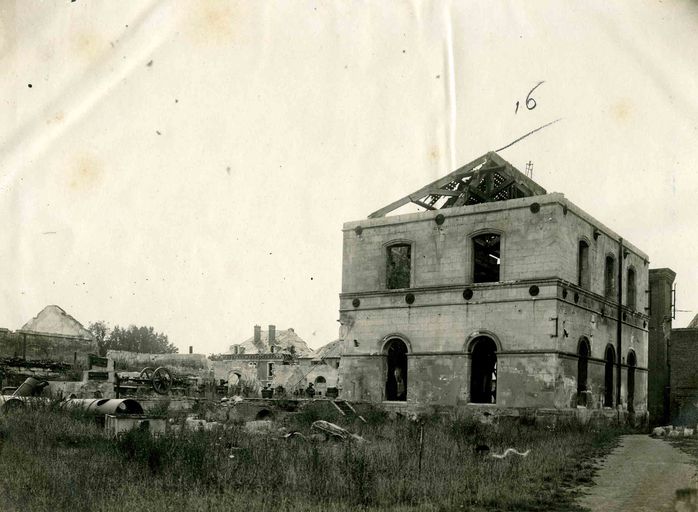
{"left": 0, "top": 305, "right": 99, "bottom": 391}
{"left": 1, "top": 305, "right": 96, "bottom": 365}
{"left": 212, "top": 326, "right": 341, "bottom": 397}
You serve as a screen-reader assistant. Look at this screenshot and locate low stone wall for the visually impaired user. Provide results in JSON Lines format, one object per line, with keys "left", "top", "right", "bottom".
{"left": 373, "top": 401, "right": 646, "bottom": 427}
{"left": 107, "top": 350, "right": 210, "bottom": 377}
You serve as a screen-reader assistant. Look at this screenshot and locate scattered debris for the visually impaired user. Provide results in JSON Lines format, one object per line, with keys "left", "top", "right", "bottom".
{"left": 491, "top": 448, "right": 530, "bottom": 459}
{"left": 311, "top": 420, "right": 367, "bottom": 443}
{"left": 244, "top": 420, "right": 274, "bottom": 434}
{"left": 651, "top": 425, "right": 698, "bottom": 438}
{"left": 475, "top": 444, "right": 490, "bottom": 455}
{"left": 651, "top": 426, "right": 666, "bottom": 437}
{"left": 184, "top": 417, "right": 224, "bottom": 431}
{"left": 331, "top": 400, "right": 366, "bottom": 422}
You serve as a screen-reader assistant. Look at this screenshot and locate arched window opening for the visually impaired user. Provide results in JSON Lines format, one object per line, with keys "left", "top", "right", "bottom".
{"left": 314, "top": 376, "right": 327, "bottom": 396}
{"left": 604, "top": 255, "right": 616, "bottom": 299}
{"left": 385, "top": 339, "right": 408, "bottom": 401}
{"left": 604, "top": 345, "right": 615, "bottom": 407}
{"left": 470, "top": 337, "right": 497, "bottom": 404}
{"left": 627, "top": 268, "right": 637, "bottom": 310}
{"left": 578, "top": 241, "right": 590, "bottom": 289}
{"left": 473, "top": 233, "right": 501, "bottom": 283}
{"left": 577, "top": 338, "right": 590, "bottom": 407}
{"left": 386, "top": 244, "right": 411, "bottom": 289}
{"left": 627, "top": 351, "right": 637, "bottom": 412}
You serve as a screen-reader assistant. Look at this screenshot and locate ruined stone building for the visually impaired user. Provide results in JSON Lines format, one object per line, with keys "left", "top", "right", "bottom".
{"left": 338, "top": 151, "right": 651, "bottom": 417}
{"left": 212, "top": 325, "right": 339, "bottom": 396}
{"left": 0, "top": 305, "right": 110, "bottom": 396}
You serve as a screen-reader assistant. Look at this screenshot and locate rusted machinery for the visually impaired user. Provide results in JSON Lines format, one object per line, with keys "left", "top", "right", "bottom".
{"left": 12, "top": 376, "right": 48, "bottom": 397}
{"left": 116, "top": 366, "right": 174, "bottom": 395}
{"left": 0, "top": 377, "right": 49, "bottom": 412}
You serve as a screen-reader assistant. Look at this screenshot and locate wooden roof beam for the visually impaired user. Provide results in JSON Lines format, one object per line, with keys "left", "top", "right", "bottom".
{"left": 367, "top": 154, "right": 489, "bottom": 218}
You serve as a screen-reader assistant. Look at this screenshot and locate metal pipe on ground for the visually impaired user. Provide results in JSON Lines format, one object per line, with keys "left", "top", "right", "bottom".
{"left": 62, "top": 398, "right": 144, "bottom": 416}
{"left": 0, "top": 395, "right": 26, "bottom": 412}
{"left": 12, "top": 377, "right": 49, "bottom": 397}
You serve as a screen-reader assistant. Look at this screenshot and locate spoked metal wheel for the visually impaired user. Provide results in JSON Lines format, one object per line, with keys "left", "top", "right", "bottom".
{"left": 151, "top": 367, "right": 172, "bottom": 395}
{"left": 139, "top": 367, "right": 155, "bottom": 380}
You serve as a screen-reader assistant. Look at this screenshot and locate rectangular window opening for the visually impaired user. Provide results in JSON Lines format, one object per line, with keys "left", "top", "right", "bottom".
{"left": 473, "top": 234, "right": 501, "bottom": 283}
{"left": 578, "top": 241, "right": 590, "bottom": 289}
{"left": 604, "top": 256, "right": 616, "bottom": 299}
{"left": 387, "top": 244, "right": 411, "bottom": 289}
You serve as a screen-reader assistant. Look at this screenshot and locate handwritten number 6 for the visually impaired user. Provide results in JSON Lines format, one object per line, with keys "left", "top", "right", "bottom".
{"left": 516, "top": 81, "right": 545, "bottom": 114}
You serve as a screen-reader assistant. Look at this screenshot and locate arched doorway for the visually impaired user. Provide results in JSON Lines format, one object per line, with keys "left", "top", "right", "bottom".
{"left": 470, "top": 336, "right": 497, "bottom": 404}
{"left": 384, "top": 338, "right": 408, "bottom": 401}
{"left": 577, "top": 338, "right": 590, "bottom": 407}
{"left": 604, "top": 345, "right": 615, "bottom": 407}
{"left": 314, "top": 376, "right": 327, "bottom": 396}
{"left": 627, "top": 350, "right": 636, "bottom": 412}
{"left": 227, "top": 371, "right": 242, "bottom": 395}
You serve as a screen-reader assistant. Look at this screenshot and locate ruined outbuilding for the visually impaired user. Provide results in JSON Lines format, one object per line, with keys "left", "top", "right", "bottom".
{"left": 338, "top": 151, "right": 650, "bottom": 417}
{"left": 0, "top": 305, "right": 111, "bottom": 397}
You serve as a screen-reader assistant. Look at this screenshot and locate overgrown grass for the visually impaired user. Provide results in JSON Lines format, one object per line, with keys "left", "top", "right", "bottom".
{"left": 0, "top": 403, "right": 624, "bottom": 512}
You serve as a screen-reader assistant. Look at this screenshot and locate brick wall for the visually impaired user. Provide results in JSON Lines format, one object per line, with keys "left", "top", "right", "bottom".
{"left": 669, "top": 328, "right": 698, "bottom": 424}
{"left": 648, "top": 268, "right": 675, "bottom": 424}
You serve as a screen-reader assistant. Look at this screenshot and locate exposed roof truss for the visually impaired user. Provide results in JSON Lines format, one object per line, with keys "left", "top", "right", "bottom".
{"left": 368, "top": 151, "right": 546, "bottom": 218}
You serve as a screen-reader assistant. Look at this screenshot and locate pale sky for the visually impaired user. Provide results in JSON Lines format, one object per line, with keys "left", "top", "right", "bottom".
{"left": 1, "top": 1, "right": 697, "bottom": 353}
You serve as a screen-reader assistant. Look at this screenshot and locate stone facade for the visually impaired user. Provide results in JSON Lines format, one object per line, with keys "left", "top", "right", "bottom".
{"left": 338, "top": 162, "right": 650, "bottom": 416}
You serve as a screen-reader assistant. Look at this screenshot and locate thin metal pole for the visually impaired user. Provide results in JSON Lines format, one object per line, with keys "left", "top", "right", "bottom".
{"left": 417, "top": 423, "right": 425, "bottom": 477}
{"left": 617, "top": 238, "right": 624, "bottom": 408}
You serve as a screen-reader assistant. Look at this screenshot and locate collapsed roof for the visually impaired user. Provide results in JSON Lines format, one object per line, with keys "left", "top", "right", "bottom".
{"left": 368, "top": 151, "right": 546, "bottom": 218}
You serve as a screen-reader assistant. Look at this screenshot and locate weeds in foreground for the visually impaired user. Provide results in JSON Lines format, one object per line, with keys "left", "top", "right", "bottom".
{"left": 0, "top": 405, "right": 624, "bottom": 512}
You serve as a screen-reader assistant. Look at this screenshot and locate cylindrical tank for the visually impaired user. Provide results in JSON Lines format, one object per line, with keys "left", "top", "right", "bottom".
{"left": 12, "top": 377, "right": 49, "bottom": 397}
{"left": 62, "top": 398, "right": 144, "bottom": 415}
{"left": 0, "top": 395, "right": 26, "bottom": 412}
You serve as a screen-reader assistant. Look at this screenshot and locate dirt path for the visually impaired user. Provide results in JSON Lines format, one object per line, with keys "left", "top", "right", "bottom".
{"left": 576, "top": 434, "right": 698, "bottom": 512}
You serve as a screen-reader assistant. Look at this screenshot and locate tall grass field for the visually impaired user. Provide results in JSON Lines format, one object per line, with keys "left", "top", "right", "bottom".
{"left": 0, "top": 403, "right": 624, "bottom": 511}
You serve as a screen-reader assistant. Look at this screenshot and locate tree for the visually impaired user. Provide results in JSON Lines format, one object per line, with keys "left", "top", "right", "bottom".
{"left": 87, "top": 322, "right": 178, "bottom": 356}
{"left": 87, "top": 321, "right": 110, "bottom": 356}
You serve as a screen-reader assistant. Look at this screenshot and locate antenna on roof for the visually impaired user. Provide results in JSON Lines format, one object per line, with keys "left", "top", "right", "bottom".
{"left": 525, "top": 161, "right": 533, "bottom": 179}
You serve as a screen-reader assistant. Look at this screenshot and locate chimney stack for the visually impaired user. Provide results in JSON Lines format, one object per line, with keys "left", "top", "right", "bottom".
{"left": 269, "top": 324, "right": 276, "bottom": 345}
{"left": 189, "top": 346, "right": 193, "bottom": 354}
{"left": 254, "top": 325, "right": 261, "bottom": 344}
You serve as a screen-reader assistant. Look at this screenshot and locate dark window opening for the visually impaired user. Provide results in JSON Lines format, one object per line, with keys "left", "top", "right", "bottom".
{"left": 267, "top": 362, "right": 274, "bottom": 378}
{"left": 470, "top": 337, "right": 497, "bottom": 404}
{"left": 578, "top": 241, "right": 590, "bottom": 289}
{"left": 604, "top": 256, "right": 616, "bottom": 299}
{"left": 627, "top": 268, "right": 637, "bottom": 309}
{"left": 577, "top": 338, "right": 590, "bottom": 406}
{"left": 604, "top": 345, "right": 615, "bottom": 407}
{"left": 385, "top": 339, "right": 408, "bottom": 401}
{"left": 473, "top": 234, "right": 501, "bottom": 283}
{"left": 386, "top": 244, "right": 411, "bottom": 289}
{"left": 627, "top": 351, "right": 636, "bottom": 412}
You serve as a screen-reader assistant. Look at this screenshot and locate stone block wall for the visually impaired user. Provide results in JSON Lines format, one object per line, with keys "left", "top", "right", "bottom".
{"left": 338, "top": 193, "right": 649, "bottom": 412}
